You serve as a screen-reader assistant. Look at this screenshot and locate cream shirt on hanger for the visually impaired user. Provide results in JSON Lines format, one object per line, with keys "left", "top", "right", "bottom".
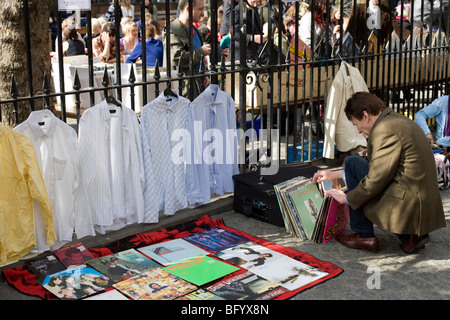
{"left": 323, "top": 61, "right": 368, "bottom": 158}
{"left": 78, "top": 100, "right": 145, "bottom": 234}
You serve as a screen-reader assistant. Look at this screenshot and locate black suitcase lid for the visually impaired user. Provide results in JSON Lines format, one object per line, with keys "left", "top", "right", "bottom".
{"left": 233, "top": 162, "right": 318, "bottom": 191}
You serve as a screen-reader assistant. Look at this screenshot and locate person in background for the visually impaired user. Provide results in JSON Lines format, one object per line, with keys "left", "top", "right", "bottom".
{"left": 97, "top": 16, "right": 108, "bottom": 28}
{"left": 120, "top": 20, "right": 141, "bottom": 56}
{"left": 145, "top": 0, "right": 158, "bottom": 19}
{"left": 413, "top": 0, "right": 449, "bottom": 28}
{"left": 233, "top": 0, "right": 267, "bottom": 62}
{"left": 120, "top": 16, "right": 134, "bottom": 37}
{"left": 49, "top": 15, "right": 58, "bottom": 52}
{"left": 120, "top": 0, "right": 135, "bottom": 20}
{"left": 394, "top": 3, "right": 412, "bottom": 32}
{"left": 63, "top": 25, "right": 86, "bottom": 56}
{"left": 137, "top": 1, "right": 163, "bottom": 39}
{"left": 331, "top": 3, "right": 351, "bottom": 45}
{"left": 220, "top": 0, "right": 232, "bottom": 39}
{"left": 347, "top": 0, "right": 391, "bottom": 51}
{"left": 282, "top": 3, "right": 306, "bottom": 42}
{"left": 83, "top": 18, "right": 102, "bottom": 45}
{"left": 414, "top": 95, "right": 450, "bottom": 153}
{"left": 105, "top": 1, "right": 123, "bottom": 22}
{"left": 56, "top": 18, "right": 85, "bottom": 57}
{"left": 263, "top": 10, "right": 289, "bottom": 61}
{"left": 164, "top": 0, "right": 211, "bottom": 99}
{"left": 313, "top": 92, "right": 446, "bottom": 254}
{"left": 92, "top": 22, "right": 124, "bottom": 63}
{"left": 209, "top": 5, "right": 224, "bottom": 43}
{"left": 297, "top": 0, "right": 329, "bottom": 51}
{"left": 126, "top": 14, "right": 163, "bottom": 67}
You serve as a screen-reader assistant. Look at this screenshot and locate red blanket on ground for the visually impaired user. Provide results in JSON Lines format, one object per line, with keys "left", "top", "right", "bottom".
{"left": 2, "top": 215, "right": 343, "bottom": 300}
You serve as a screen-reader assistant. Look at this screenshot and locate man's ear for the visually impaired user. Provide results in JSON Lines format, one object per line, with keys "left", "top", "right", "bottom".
{"left": 362, "top": 111, "right": 369, "bottom": 121}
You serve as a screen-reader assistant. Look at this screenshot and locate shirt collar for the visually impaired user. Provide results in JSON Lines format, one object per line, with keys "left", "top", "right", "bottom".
{"left": 155, "top": 90, "right": 181, "bottom": 112}
{"left": 99, "top": 99, "right": 126, "bottom": 121}
{"left": 27, "top": 109, "right": 57, "bottom": 140}
{"left": 201, "top": 84, "right": 221, "bottom": 105}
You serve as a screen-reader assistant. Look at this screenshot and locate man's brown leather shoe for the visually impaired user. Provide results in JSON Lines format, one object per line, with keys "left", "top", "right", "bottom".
{"left": 335, "top": 233, "right": 379, "bottom": 252}
{"left": 399, "top": 234, "right": 430, "bottom": 254}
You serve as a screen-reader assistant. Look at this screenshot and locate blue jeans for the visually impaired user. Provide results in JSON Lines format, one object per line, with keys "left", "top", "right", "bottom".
{"left": 344, "top": 156, "right": 409, "bottom": 241}
{"left": 344, "top": 156, "right": 375, "bottom": 234}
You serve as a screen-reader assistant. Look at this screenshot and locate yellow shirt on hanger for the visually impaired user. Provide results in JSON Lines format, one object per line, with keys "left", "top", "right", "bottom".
{"left": 0, "top": 123, "right": 55, "bottom": 265}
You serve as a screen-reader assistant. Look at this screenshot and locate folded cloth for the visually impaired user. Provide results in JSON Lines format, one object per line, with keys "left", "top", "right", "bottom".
{"left": 2, "top": 267, "right": 59, "bottom": 300}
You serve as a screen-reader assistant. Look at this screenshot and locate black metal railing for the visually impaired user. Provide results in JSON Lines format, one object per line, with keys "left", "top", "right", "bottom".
{"left": 1, "top": 0, "right": 449, "bottom": 173}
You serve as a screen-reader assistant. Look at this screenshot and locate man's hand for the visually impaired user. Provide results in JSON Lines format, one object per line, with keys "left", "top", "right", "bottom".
{"left": 312, "top": 169, "right": 343, "bottom": 184}
{"left": 426, "top": 133, "right": 436, "bottom": 144}
{"left": 201, "top": 44, "right": 211, "bottom": 56}
{"left": 324, "top": 189, "right": 347, "bottom": 204}
{"left": 101, "top": 31, "right": 110, "bottom": 44}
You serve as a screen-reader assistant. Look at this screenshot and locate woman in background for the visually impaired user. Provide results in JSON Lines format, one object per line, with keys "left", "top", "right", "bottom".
{"left": 120, "top": 20, "right": 141, "bottom": 56}
{"left": 120, "top": 0, "right": 135, "bottom": 20}
{"left": 126, "top": 14, "right": 163, "bottom": 67}
{"left": 63, "top": 25, "right": 86, "bottom": 56}
{"left": 145, "top": 0, "right": 158, "bottom": 18}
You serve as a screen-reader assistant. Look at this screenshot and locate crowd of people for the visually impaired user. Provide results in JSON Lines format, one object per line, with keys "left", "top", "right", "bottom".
{"left": 54, "top": 0, "right": 162, "bottom": 67}
{"left": 51, "top": 0, "right": 449, "bottom": 100}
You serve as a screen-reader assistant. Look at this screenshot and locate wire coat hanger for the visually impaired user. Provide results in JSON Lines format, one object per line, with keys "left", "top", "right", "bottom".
{"left": 103, "top": 67, "right": 121, "bottom": 107}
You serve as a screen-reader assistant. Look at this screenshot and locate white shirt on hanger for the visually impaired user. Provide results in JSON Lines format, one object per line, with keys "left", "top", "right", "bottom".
{"left": 140, "top": 91, "right": 190, "bottom": 222}
{"left": 15, "top": 109, "right": 95, "bottom": 251}
{"left": 78, "top": 100, "right": 145, "bottom": 234}
{"left": 185, "top": 84, "right": 239, "bottom": 207}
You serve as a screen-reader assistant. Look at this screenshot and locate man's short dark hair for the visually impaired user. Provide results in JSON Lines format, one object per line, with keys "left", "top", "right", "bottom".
{"left": 345, "top": 92, "right": 386, "bottom": 120}
{"left": 178, "top": 0, "right": 197, "bottom": 11}
{"left": 101, "top": 22, "right": 116, "bottom": 37}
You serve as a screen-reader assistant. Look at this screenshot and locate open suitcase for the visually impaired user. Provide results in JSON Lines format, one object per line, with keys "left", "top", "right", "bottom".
{"left": 232, "top": 162, "right": 319, "bottom": 227}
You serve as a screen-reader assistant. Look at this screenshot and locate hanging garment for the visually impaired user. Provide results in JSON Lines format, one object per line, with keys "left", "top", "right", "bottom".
{"left": 185, "top": 84, "right": 239, "bottom": 207}
{"left": 0, "top": 123, "right": 56, "bottom": 265}
{"left": 140, "top": 91, "right": 191, "bottom": 222}
{"left": 78, "top": 100, "right": 145, "bottom": 234}
{"left": 323, "top": 61, "right": 368, "bottom": 159}
{"left": 15, "top": 110, "right": 95, "bottom": 251}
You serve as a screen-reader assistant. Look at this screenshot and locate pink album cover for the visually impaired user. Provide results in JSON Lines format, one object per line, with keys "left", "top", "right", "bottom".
{"left": 322, "top": 198, "right": 349, "bottom": 244}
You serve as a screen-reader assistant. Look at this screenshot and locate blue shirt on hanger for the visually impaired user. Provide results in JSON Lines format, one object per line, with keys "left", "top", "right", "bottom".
{"left": 185, "top": 84, "right": 239, "bottom": 207}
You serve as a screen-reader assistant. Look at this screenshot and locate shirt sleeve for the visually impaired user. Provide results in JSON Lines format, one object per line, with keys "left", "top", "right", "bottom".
{"left": 22, "top": 139, "right": 56, "bottom": 245}
{"left": 414, "top": 96, "right": 446, "bottom": 136}
{"left": 126, "top": 42, "right": 142, "bottom": 63}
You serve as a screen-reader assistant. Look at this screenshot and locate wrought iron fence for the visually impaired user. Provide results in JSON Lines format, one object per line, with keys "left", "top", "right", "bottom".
{"left": 1, "top": 0, "right": 449, "bottom": 173}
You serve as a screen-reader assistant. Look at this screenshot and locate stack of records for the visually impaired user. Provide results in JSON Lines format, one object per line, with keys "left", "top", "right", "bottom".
{"left": 274, "top": 168, "right": 349, "bottom": 243}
